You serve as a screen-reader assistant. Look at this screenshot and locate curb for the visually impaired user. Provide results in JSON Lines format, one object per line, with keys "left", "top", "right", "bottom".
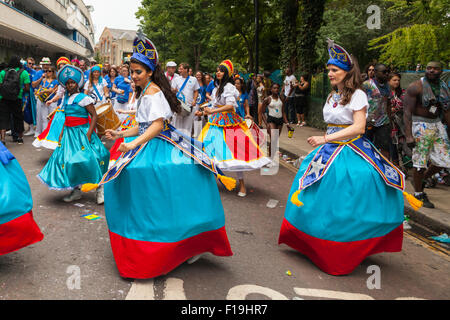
{"left": 279, "top": 147, "right": 450, "bottom": 236}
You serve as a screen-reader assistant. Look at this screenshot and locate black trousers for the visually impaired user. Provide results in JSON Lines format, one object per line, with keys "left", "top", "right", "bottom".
{"left": 0, "top": 98, "right": 24, "bottom": 134}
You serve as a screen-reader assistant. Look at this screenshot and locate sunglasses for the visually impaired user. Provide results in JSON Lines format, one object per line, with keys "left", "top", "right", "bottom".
{"left": 46, "top": 70, "right": 54, "bottom": 73}
{"left": 368, "top": 69, "right": 375, "bottom": 72}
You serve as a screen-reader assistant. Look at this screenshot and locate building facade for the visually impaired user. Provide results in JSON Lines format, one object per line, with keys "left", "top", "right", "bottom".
{"left": 0, "top": 0, "right": 96, "bottom": 63}
{"left": 95, "top": 28, "right": 136, "bottom": 66}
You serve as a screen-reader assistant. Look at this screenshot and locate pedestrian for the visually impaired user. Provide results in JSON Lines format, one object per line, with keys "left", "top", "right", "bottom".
{"left": 165, "top": 61, "right": 180, "bottom": 86}
{"left": 109, "top": 80, "right": 138, "bottom": 167}
{"left": 294, "top": 74, "right": 310, "bottom": 126}
{"left": 388, "top": 72, "right": 406, "bottom": 168}
{"left": 37, "top": 65, "right": 109, "bottom": 204}
{"left": 256, "top": 74, "right": 265, "bottom": 127}
{"left": 282, "top": 67, "right": 297, "bottom": 124}
{"left": 105, "top": 66, "right": 119, "bottom": 103}
{"left": 111, "top": 65, "right": 132, "bottom": 121}
{"left": 0, "top": 141, "right": 44, "bottom": 256}
{"left": 101, "top": 34, "right": 233, "bottom": 278}
{"left": 193, "top": 71, "right": 208, "bottom": 138}
{"left": 247, "top": 73, "right": 258, "bottom": 123}
{"left": 32, "top": 57, "right": 71, "bottom": 150}
{"left": 71, "top": 59, "right": 80, "bottom": 68}
{"left": 196, "top": 60, "right": 271, "bottom": 197}
{"left": 260, "top": 83, "right": 291, "bottom": 159}
{"left": 84, "top": 65, "right": 110, "bottom": 107}
{"left": 404, "top": 61, "right": 450, "bottom": 208}
{"left": 279, "top": 39, "right": 419, "bottom": 276}
{"left": 171, "top": 62, "right": 200, "bottom": 137}
{"left": 34, "top": 65, "right": 58, "bottom": 139}
{"left": 234, "top": 77, "right": 250, "bottom": 120}
{"left": 363, "top": 63, "right": 392, "bottom": 159}
{"left": 31, "top": 58, "right": 52, "bottom": 138}
{"left": 0, "top": 55, "right": 30, "bottom": 145}
{"left": 23, "top": 57, "right": 37, "bottom": 136}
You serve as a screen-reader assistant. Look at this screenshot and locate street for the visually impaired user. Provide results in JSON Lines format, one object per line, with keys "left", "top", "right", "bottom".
{"left": 0, "top": 135, "right": 449, "bottom": 300}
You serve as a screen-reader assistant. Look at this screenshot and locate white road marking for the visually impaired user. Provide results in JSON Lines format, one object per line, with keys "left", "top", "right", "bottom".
{"left": 125, "top": 279, "right": 155, "bottom": 300}
{"left": 294, "top": 288, "right": 374, "bottom": 300}
{"left": 226, "top": 284, "right": 289, "bottom": 300}
{"left": 163, "top": 278, "right": 187, "bottom": 300}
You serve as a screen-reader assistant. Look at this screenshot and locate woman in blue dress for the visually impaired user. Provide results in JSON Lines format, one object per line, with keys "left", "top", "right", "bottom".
{"left": 279, "top": 39, "right": 422, "bottom": 275}
{"left": 37, "top": 65, "right": 110, "bottom": 204}
{"left": 102, "top": 34, "right": 233, "bottom": 279}
{"left": 1, "top": 141, "right": 44, "bottom": 256}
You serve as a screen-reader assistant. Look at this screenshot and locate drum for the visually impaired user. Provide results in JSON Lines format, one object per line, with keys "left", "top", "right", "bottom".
{"left": 95, "top": 103, "right": 121, "bottom": 136}
{"left": 35, "top": 88, "right": 50, "bottom": 103}
{"left": 177, "top": 99, "right": 192, "bottom": 117}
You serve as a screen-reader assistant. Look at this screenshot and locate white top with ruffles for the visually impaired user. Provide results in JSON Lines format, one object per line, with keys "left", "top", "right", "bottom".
{"left": 323, "top": 89, "right": 369, "bottom": 125}
{"left": 135, "top": 91, "right": 173, "bottom": 125}
{"left": 211, "top": 83, "right": 239, "bottom": 109}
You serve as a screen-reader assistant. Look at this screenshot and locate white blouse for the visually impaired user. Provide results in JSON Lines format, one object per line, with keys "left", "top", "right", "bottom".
{"left": 67, "top": 93, "right": 94, "bottom": 107}
{"left": 135, "top": 91, "right": 173, "bottom": 124}
{"left": 83, "top": 78, "right": 108, "bottom": 102}
{"left": 211, "top": 83, "right": 239, "bottom": 109}
{"left": 323, "top": 89, "right": 369, "bottom": 125}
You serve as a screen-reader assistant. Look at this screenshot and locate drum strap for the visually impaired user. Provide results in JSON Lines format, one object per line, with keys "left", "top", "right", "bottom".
{"left": 176, "top": 76, "right": 190, "bottom": 103}
{"left": 93, "top": 83, "right": 103, "bottom": 102}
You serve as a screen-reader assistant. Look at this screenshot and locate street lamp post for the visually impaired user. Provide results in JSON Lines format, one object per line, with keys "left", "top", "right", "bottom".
{"left": 254, "top": 0, "right": 259, "bottom": 75}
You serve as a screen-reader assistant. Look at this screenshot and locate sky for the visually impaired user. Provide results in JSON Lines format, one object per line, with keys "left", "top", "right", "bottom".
{"left": 83, "top": 0, "right": 142, "bottom": 43}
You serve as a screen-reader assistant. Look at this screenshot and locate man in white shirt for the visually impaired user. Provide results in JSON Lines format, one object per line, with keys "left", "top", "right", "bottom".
{"left": 282, "top": 67, "right": 297, "bottom": 124}
{"left": 171, "top": 63, "right": 200, "bottom": 137}
{"left": 165, "top": 61, "right": 180, "bottom": 86}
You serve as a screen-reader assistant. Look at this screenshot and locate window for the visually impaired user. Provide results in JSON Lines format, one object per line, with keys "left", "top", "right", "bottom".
{"left": 56, "top": 0, "right": 66, "bottom": 7}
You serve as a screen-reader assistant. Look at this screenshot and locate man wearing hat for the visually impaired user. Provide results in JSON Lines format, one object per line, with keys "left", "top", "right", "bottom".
{"left": 165, "top": 61, "right": 180, "bottom": 86}
{"left": 404, "top": 61, "right": 450, "bottom": 208}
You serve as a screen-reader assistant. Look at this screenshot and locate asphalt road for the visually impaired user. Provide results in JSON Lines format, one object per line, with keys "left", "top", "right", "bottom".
{"left": 1, "top": 135, "right": 449, "bottom": 300}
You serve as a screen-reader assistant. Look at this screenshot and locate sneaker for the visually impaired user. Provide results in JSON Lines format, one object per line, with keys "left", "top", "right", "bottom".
{"left": 187, "top": 253, "right": 207, "bottom": 265}
{"left": 96, "top": 185, "right": 104, "bottom": 205}
{"left": 63, "top": 188, "right": 83, "bottom": 203}
{"left": 17, "top": 138, "right": 23, "bottom": 144}
{"left": 24, "top": 128, "right": 35, "bottom": 136}
{"left": 415, "top": 192, "right": 435, "bottom": 209}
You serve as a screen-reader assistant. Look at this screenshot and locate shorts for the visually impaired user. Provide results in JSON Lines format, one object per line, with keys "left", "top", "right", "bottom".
{"left": 295, "top": 95, "right": 307, "bottom": 114}
{"left": 365, "top": 123, "right": 391, "bottom": 152}
{"left": 412, "top": 118, "right": 450, "bottom": 169}
{"left": 267, "top": 115, "right": 284, "bottom": 126}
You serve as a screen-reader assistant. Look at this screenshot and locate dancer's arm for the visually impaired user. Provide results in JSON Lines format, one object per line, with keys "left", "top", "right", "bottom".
{"left": 118, "top": 118, "right": 164, "bottom": 153}
{"left": 85, "top": 104, "right": 98, "bottom": 142}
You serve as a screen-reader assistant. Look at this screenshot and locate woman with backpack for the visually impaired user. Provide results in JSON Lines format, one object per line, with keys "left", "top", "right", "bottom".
{"left": 0, "top": 56, "right": 30, "bottom": 145}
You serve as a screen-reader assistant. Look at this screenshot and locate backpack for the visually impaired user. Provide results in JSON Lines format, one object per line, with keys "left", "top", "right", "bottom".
{"left": 0, "top": 68, "right": 24, "bottom": 100}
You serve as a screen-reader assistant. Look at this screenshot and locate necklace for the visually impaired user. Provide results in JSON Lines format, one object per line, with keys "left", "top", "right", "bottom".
{"left": 332, "top": 91, "right": 341, "bottom": 108}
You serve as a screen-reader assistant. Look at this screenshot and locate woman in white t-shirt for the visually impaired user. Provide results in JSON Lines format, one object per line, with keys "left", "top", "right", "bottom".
{"left": 279, "top": 39, "right": 416, "bottom": 276}
{"left": 83, "top": 65, "right": 110, "bottom": 106}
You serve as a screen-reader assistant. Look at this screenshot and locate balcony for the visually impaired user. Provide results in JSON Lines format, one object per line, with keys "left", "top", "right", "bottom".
{"left": 0, "top": 1, "right": 93, "bottom": 57}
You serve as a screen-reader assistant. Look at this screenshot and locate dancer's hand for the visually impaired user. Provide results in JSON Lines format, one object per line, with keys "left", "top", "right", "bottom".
{"left": 118, "top": 142, "right": 135, "bottom": 153}
{"left": 203, "top": 107, "right": 213, "bottom": 115}
{"left": 307, "top": 136, "right": 326, "bottom": 147}
{"left": 87, "top": 133, "right": 92, "bottom": 143}
{"left": 105, "top": 129, "right": 121, "bottom": 141}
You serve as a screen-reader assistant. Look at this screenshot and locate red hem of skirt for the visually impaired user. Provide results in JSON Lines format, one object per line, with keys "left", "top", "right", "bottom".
{"left": 278, "top": 218, "right": 403, "bottom": 275}
{"left": 108, "top": 226, "right": 233, "bottom": 279}
{"left": 0, "top": 211, "right": 44, "bottom": 256}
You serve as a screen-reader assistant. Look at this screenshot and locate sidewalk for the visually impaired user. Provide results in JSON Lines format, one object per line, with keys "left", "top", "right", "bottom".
{"left": 278, "top": 124, "right": 450, "bottom": 235}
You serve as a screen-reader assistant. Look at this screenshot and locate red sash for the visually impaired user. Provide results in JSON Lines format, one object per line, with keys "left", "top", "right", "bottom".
{"left": 65, "top": 116, "right": 89, "bottom": 127}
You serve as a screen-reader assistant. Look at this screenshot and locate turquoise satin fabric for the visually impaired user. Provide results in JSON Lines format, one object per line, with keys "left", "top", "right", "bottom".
{"left": 0, "top": 155, "right": 33, "bottom": 225}
{"left": 37, "top": 94, "right": 109, "bottom": 190}
{"left": 104, "top": 137, "right": 226, "bottom": 243}
{"left": 284, "top": 145, "right": 404, "bottom": 242}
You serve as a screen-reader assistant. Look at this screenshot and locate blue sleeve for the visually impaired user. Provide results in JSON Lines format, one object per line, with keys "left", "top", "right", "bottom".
{"left": 206, "top": 81, "right": 215, "bottom": 94}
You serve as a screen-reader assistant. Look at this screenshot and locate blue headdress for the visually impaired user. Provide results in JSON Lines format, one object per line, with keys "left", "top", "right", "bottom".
{"left": 327, "top": 38, "right": 353, "bottom": 72}
{"left": 131, "top": 30, "right": 159, "bottom": 71}
{"left": 57, "top": 64, "right": 84, "bottom": 88}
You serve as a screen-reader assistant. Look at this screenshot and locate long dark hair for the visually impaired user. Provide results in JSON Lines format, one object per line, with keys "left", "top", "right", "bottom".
{"left": 327, "top": 55, "right": 362, "bottom": 106}
{"left": 388, "top": 72, "right": 403, "bottom": 97}
{"left": 130, "top": 58, "right": 180, "bottom": 114}
{"left": 214, "top": 64, "right": 234, "bottom": 99}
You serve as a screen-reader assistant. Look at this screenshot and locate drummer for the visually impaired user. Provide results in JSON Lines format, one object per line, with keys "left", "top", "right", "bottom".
{"left": 111, "top": 64, "right": 132, "bottom": 121}
{"left": 83, "top": 65, "right": 111, "bottom": 106}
